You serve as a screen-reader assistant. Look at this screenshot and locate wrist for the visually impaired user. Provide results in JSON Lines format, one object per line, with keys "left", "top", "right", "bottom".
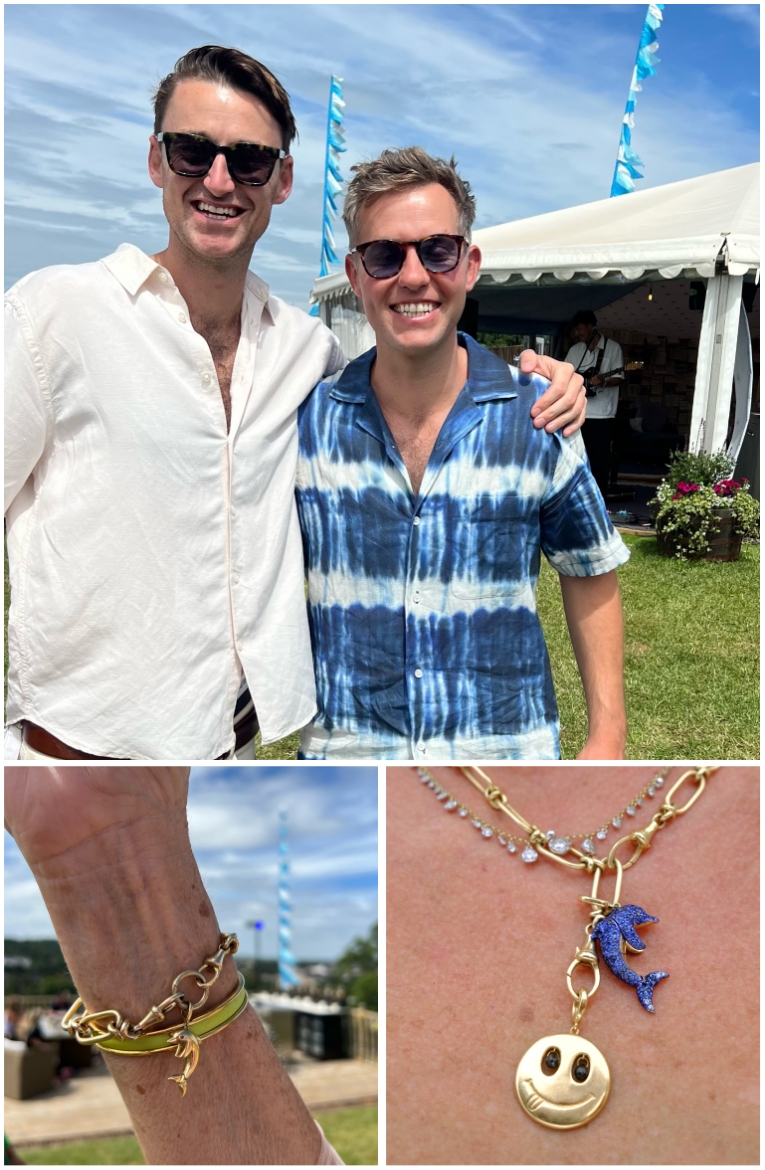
{"left": 40, "top": 825, "right": 234, "bottom": 1020}
{"left": 580, "top": 723, "right": 627, "bottom": 759}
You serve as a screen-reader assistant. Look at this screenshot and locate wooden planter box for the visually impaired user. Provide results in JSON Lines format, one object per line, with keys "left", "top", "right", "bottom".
{"left": 657, "top": 508, "right": 743, "bottom": 561}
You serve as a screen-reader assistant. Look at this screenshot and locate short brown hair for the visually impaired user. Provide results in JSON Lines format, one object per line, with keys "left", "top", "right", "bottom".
{"left": 342, "top": 147, "right": 476, "bottom": 247}
{"left": 152, "top": 45, "right": 297, "bottom": 150}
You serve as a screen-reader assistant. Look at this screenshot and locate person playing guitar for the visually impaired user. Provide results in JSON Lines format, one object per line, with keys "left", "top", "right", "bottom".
{"left": 565, "top": 310, "right": 625, "bottom": 496}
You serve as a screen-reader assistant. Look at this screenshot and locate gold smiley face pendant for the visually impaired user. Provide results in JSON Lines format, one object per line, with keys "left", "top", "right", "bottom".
{"left": 515, "top": 1033, "right": 611, "bottom": 1130}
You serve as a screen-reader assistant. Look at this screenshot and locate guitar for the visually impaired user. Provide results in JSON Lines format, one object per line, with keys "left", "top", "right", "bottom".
{"left": 583, "top": 361, "right": 644, "bottom": 396}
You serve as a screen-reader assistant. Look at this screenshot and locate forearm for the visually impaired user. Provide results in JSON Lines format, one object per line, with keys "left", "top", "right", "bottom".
{"left": 7, "top": 773, "right": 321, "bottom": 1165}
{"left": 558, "top": 570, "right": 626, "bottom": 757}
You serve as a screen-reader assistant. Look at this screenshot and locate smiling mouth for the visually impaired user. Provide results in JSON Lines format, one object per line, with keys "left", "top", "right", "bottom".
{"left": 520, "top": 1078, "right": 596, "bottom": 1113}
{"left": 391, "top": 302, "right": 440, "bottom": 317}
{"left": 192, "top": 200, "right": 245, "bottom": 221}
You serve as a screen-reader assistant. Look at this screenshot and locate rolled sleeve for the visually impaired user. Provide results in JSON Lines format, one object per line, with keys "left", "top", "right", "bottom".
{"left": 540, "top": 434, "right": 630, "bottom": 577}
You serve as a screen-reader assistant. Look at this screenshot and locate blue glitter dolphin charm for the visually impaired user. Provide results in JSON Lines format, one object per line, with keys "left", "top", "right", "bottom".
{"left": 591, "top": 904, "right": 669, "bottom": 1012}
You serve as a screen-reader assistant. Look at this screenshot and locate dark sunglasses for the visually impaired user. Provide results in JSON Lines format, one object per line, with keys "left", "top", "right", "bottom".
{"left": 353, "top": 234, "right": 466, "bottom": 279}
{"left": 157, "top": 132, "right": 287, "bottom": 186}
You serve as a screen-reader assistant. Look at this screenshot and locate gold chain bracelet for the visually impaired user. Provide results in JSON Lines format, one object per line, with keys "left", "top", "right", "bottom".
{"left": 63, "top": 933, "right": 243, "bottom": 1095}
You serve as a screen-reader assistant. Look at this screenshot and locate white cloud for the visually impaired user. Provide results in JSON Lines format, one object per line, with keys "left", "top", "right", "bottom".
{"left": 4, "top": 765, "right": 377, "bottom": 959}
{"left": 5, "top": 4, "right": 757, "bottom": 303}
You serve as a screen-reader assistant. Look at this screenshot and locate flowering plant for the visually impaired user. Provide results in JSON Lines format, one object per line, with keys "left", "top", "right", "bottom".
{"left": 651, "top": 451, "right": 759, "bottom": 558}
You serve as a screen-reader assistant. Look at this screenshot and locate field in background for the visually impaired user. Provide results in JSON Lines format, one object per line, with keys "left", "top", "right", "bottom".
{"left": 6, "top": 536, "right": 759, "bottom": 761}
{"left": 261, "top": 536, "right": 760, "bottom": 761}
{"left": 20, "top": 1104, "right": 378, "bottom": 1166}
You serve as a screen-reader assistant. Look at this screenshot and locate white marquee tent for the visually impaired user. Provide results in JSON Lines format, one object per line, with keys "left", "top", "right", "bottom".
{"left": 311, "top": 162, "right": 759, "bottom": 458}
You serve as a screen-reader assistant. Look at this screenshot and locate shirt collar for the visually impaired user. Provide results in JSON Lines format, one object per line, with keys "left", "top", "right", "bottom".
{"left": 328, "top": 332, "right": 519, "bottom": 404}
{"left": 100, "top": 242, "right": 272, "bottom": 315}
{"left": 101, "top": 243, "right": 162, "bottom": 297}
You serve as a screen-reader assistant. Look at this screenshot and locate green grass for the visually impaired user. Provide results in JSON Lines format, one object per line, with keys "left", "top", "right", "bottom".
{"left": 316, "top": 1104, "right": 378, "bottom": 1165}
{"left": 21, "top": 1135, "right": 144, "bottom": 1165}
{"left": 20, "top": 1105, "right": 378, "bottom": 1165}
{"left": 7, "top": 534, "right": 759, "bottom": 761}
{"left": 256, "top": 728, "right": 300, "bottom": 760}
{"left": 537, "top": 535, "right": 759, "bottom": 759}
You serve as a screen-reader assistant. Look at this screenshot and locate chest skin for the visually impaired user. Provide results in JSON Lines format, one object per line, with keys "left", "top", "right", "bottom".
{"left": 382, "top": 406, "right": 454, "bottom": 496}
{"left": 192, "top": 314, "right": 241, "bottom": 431}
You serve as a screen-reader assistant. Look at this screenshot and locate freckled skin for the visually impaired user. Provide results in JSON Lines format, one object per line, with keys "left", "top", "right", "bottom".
{"left": 387, "top": 766, "right": 759, "bottom": 1165}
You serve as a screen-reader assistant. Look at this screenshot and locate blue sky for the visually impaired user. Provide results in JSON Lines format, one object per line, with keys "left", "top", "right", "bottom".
{"left": 4, "top": 765, "right": 378, "bottom": 960}
{"left": 4, "top": 4, "right": 759, "bottom": 305}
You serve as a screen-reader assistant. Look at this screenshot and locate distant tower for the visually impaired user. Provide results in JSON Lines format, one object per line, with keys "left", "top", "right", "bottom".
{"left": 278, "top": 809, "right": 300, "bottom": 989}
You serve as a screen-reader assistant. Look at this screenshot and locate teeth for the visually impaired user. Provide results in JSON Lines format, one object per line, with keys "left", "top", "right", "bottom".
{"left": 196, "top": 202, "right": 240, "bottom": 218}
{"left": 392, "top": 303, "right": 437, "bottom": 316}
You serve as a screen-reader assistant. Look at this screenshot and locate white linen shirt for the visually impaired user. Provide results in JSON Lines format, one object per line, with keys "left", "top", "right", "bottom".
{"left": 564, "top": 335, "right": 624, "bottom": 419}
{"left": 4, "top": 243, "right": 344, "bottom": 759}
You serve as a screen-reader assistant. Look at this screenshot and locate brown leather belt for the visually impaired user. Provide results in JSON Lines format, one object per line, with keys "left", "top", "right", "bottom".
{"left": 22, "top": 710, "right": 260, "bottom": 761}
{"left": 23, "top": 723, "right": 126, "bottom": 760}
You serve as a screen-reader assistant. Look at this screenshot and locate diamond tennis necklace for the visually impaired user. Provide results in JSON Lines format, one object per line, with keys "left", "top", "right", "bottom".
{"left": 415, "top": 764, "right": 670, "bottom": 861}
{"left": 414, "top": 764, "right": 718, "bottom": 1130}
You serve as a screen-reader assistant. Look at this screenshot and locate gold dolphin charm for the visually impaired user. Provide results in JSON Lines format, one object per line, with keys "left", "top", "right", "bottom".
{"left": 167, "top": 1029, "right": 200, "bottom": 1096}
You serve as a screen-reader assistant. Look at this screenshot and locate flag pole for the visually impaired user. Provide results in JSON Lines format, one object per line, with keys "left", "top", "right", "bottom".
{"left": 310, "top": 76, "right": 346, "bottom": 315}
{"left": 610, "top": 4, "right": 664, "bottom": 197}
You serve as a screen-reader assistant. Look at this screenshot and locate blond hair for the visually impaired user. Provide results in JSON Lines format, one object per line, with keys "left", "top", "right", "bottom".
{"left": 342, "top": 147, "right": 476, "bottom": 247}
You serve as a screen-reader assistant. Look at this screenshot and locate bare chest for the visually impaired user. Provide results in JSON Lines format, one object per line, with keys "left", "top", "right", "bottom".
{"left": 192, "top": 318, "right": 241, "bottom": 430}
{"left": 385, "top": 415, "right": 447, "bottom": 497}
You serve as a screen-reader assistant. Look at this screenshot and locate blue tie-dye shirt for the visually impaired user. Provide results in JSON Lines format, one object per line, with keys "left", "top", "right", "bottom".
{"left": 296, "top": 334, "right": 629, "bottom": 760}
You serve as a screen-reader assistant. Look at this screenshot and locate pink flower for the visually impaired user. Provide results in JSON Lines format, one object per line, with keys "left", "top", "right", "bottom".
{"left": 713, "top": 478, "right": 742, "bottom": 497}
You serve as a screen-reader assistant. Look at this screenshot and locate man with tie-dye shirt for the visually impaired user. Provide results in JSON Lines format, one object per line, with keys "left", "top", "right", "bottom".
{"left": 296, "top": 148, "right": 629, "bottom": 761}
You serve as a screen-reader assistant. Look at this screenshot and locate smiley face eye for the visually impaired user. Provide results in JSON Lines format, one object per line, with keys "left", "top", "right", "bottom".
{"left": 573, "top": 1054, "right": 590, "bottom": 1083}
{"left": 542, "top": 1047, "right": 561, "bottom": 1075}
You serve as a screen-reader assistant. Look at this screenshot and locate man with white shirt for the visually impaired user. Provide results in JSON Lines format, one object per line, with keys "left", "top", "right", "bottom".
{"left": 564, "top": 309, "right": 624, "bottom": 495}
{"left": 4, "top": 45, "right": 586, "bottom": 761}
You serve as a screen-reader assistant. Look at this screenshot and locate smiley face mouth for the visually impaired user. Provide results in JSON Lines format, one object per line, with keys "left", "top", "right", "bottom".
{"left": 520, "top": 1077, "right": 596, "bottom": 1114}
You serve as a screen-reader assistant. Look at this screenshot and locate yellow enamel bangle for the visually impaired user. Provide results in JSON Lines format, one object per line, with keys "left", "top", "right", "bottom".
{"left": 63, "top": 937, "right": 247, "bottom": 1098}
{"left": 91, "top": 973, "right": 247, "bottom": 1095}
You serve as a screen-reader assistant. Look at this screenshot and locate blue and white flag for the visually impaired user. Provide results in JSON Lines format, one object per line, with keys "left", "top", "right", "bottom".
{"left": 277, "top": 810, "right": 300, "bottom": 988}
{"left": 610, "top": 4, "right": 664, "bottom": 197}
{"left": 310, "top": 76, "right": 346, "bottom": 314}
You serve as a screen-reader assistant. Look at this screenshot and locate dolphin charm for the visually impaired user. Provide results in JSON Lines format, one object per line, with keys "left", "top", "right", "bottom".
{"left": 591, "top": 904, "right": 669, "bottom": 1012}
{"left": 167, "top": 1029, "right": 200, "bottom": 1096}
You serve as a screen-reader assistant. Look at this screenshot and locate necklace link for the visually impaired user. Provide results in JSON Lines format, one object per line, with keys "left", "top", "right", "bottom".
{"left": 570, "top": 989, "right": 589, "bottom": 1034}
{"left": 661, "top": 765, "right": 716, "bottom": 817}
{"left": 484, "top": 784, "right": 508, "bottom": 809}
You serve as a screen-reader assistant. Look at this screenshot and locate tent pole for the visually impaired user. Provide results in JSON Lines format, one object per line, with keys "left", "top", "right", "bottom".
{"left": 727, "top": 303, "right": 754, "bottom": 464}
{"left": 689, "top": 272, "right": 744, "bottom": 453}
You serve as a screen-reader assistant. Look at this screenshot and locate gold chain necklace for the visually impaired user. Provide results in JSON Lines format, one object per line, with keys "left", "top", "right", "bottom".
{"left": 414, "top": 764, "right": 718, "bottom": 1130}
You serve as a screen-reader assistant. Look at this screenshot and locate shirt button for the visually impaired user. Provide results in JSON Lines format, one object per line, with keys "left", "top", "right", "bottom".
{"left": 413, "top": 516, "right": 420, "bottom": 526}
{"left": 158, "top": 271, "right": 169, "bottom": 283}
{"left": 202, "top": 372, "right": 211, "bottom": 384}
{"left": 413, "top": 591, "right": 420, "bottom": 603}
{"left": 417, "top": 741, "right": 426, "bottom": 753}
{"left": 233, "top": 573, "right": 241, "bottom": 585}
{"left": 230, "top": 505, "right": 236, "bottom": 516}
{"left": 414, "top": 668, "right": 423, "bottom": 679}
{"left": 178, "top": 312, "right": 187, "bottom": 324}
{"left": 236, "top": 641, "right": 243, "bottom": 652}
